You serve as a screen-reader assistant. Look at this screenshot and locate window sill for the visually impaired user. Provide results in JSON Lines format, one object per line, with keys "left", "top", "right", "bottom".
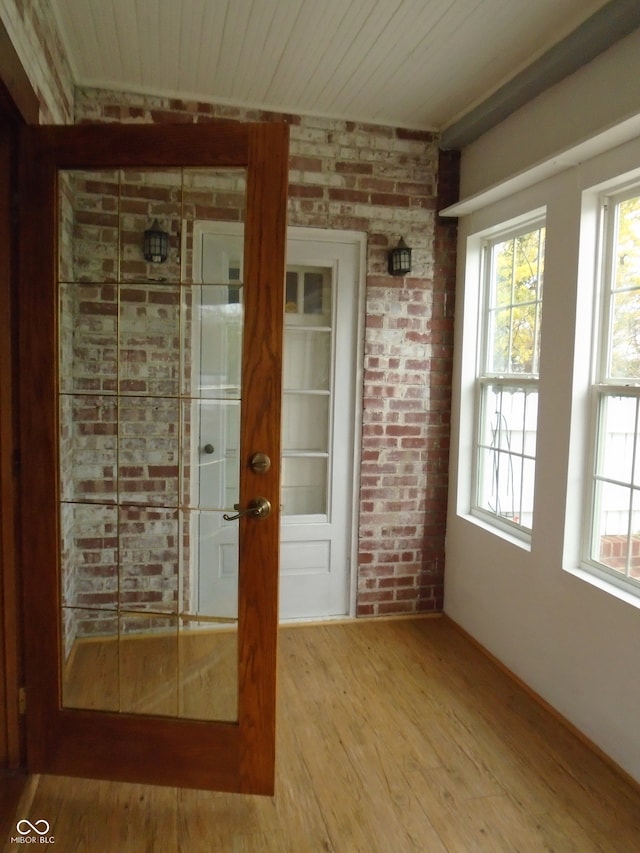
{"left": 462, "top": 511, "right": 532, "bottom": 552}
{"left": 564, "top": 564, "right": 640, "bottom": 612}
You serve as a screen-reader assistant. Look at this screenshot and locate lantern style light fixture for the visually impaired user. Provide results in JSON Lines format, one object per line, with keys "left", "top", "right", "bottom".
{"left": 388, "top": 237, "right": 412, "bottom": 276}
{"left": 143, "top": 219, "right": 169, "bottom": 263}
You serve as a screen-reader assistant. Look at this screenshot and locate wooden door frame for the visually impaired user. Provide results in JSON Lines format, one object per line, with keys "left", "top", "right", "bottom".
{"left": 0, "top": 18, "right": 39, "bottom": 774}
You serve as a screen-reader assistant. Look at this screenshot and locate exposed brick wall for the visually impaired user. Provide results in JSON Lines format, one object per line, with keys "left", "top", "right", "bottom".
{"left": 70, "top": 87, "right": 457, "bottom": 617}
{"left": 598, "top": 535, "right": 640, "bottom": 580}
{"left": 0, "top": 0, "right": 73, "bottom": 122}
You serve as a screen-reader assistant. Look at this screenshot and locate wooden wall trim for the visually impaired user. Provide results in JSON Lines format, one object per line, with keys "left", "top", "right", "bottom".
{"left": 0, "top": 19, "right": 39, "bottom": 125}
{"left": 0, "top": 23, "right": 38, "bottom": 776}
{"left": 0, "top": 119, "right": 22, "bottom": 772}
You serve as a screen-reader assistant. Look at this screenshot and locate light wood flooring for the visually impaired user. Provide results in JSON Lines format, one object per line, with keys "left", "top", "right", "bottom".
{"left": 4, "top": 616, "right": 640, "bottom": 852}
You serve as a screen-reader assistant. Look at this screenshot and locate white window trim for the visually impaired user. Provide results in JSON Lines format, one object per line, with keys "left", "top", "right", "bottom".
{"left": 466, "top": 214, "right": 546, "bottom": 544}
{"left": 579, "top": 184, "right": 640, "bottom": 601}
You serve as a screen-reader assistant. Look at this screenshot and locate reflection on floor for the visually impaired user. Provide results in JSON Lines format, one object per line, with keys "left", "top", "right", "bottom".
{"left": 6, "top": 617, "right": 640, "bottom": 852}
{"left": 63, "top": 625, "right": 237, "bottom": 721}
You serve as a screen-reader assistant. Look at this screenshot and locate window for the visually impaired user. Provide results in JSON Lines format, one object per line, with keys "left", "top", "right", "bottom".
{"left": 473, "top": 221, "right": 546, "bottom": 537}
{"left": 586, "top": 189, "right": 640, "bottom": 594}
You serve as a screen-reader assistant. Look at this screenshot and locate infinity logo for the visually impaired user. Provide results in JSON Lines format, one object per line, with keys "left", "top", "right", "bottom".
{"left": 16, "top": 820, "right": 50, "bottom": 836}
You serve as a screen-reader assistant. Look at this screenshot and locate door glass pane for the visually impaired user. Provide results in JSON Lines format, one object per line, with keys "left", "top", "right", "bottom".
{"left": 119, "top": 283, "right": 181, "bottom": 396}
{"left": 282, "top": 393, "right": 329, "bottom": 452}
{"left": 183, "top": 401, "right": 240, "bottom": 510}
{"left": 58, "top": 170, "right": 119, "bottom": 284}
{"left": 284, "top": 267, "right": 331, "bottom": 323}
{"left": 282, "top": 264, "right": 333, "bottom": 519}
{"left": 59, "top": 168, "right": 246, "bottom": 722}
{"left": 283, "top": 329, "right": 330, "bottom": 391}
{"left": 281, "top": 457, "right": 328, "bottom": 515}
{"left": 119, "top": 169, "right": 182, "bottom": 283}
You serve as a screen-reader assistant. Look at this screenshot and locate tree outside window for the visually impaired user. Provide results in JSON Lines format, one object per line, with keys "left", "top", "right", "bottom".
{"left": 590, "top": 192, "right": 640, "bottom": 590}
{"left": 474, "top": 222, "right": 545, "bottom": 536}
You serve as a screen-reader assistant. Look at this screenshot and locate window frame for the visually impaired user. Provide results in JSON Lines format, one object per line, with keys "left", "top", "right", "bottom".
{"left": 471, "top": 216, "right": 546, "bottom": 541}
{"left": 582, "top": 185, "right": 640, "bottom": 597}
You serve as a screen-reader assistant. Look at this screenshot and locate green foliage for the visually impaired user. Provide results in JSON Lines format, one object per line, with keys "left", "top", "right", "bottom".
{"left": 610, "top": 196, "right": 640, "bottom": 379}
{"left": 488, "top": 228, "right": 545, "bottom": 375}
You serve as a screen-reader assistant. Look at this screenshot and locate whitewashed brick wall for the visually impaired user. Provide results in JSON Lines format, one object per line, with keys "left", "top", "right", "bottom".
{"left": 0, "top": 0, "right": 73, "bottom": 122}
{"left": 73, "top": 87, "right": 457, "bottom": 617}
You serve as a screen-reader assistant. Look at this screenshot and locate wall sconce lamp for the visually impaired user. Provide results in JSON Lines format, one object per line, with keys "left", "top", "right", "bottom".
{"left": 143, "top": 219, "right": 169, "bottom": 263}
{"left": 388, "top": 237, "right": 412, "bottom": 276}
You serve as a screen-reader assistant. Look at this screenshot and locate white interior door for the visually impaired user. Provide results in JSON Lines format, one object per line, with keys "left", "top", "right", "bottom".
{"left": 280, "top": 232, "right": 364, "bottom": 619}
{"left": 195, "top": 225, "right": 364, "bottom": 620}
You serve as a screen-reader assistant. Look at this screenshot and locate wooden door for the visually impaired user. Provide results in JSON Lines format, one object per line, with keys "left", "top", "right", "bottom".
{"left": 18, "top": 122, "right": 288, "bottom": 794}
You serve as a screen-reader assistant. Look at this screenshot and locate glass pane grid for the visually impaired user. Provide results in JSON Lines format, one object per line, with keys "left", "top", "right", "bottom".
{"left": 485, "top": 226, "right": 545, "bottom": 377}
{"left": 281, "top": 264, "right": 333, "bottom": 516}
{"left": 590, "top": 391, "right": 640, "bottom": 584}
{"left": 475, "top": 382, "right": 538, "bottom": 530}
{"left": 476, "top": 222, "right": 545, "bottom": 535}
{"left": 605, "top": 195, "right": 640, "bottom": 382}
{"left": 59, "top": 168, "right": 246, "bottom": 722}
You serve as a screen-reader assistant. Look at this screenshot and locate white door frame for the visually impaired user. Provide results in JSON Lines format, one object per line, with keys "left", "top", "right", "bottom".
{"left": 285, "top": 226, "right": 366, "bottom": 619}
{"left": 193, "top": 222, "right": 366, "bottom": 619}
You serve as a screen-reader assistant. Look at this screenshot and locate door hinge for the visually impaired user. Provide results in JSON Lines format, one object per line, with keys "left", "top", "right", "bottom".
{"left": 18, "top": 686, "right": 26, "bottom": 715}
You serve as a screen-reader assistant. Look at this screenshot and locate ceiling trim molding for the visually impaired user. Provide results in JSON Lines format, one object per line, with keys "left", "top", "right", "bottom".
{"left": 440, "top": 0, "right": 640, "bottom": 151}
{"left": 439, "top": 113, "right": 640, "bottom": 217}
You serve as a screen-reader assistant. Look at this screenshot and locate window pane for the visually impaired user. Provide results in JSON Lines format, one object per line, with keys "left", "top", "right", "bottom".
{"left": 487, "top": 307, "right": 511, "bottom": 373}
{"left": 608, "top": 195, "right": 640, "bottom": 380}
{"left": 609, "top": 291, "right": 640, "bottom": 380}
{"left": 476, "top": 383, "right": 538, "bottom": 530}
{"left": 478, "top": 385, "right": 538, "bottom": 457}
{"left": 597, "top": 395, "right": 637, "bottom": 484}
{"left": 592, "top": 480, "right": 631, "bottom": 574}
{"left": 476, "top": 220, "right": 544, "bottom": 537}
{"left": 486, "top": 226, "right": 545, "bottom": 376}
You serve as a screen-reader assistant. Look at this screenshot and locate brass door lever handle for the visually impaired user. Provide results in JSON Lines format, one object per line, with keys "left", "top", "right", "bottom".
{"left": 223, "top": 497, "right": 271, "bottom": 521}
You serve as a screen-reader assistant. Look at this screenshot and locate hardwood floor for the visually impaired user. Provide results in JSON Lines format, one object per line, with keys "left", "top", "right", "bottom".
{"left": 4, "top": 617, "right": 640, "bottom": 851}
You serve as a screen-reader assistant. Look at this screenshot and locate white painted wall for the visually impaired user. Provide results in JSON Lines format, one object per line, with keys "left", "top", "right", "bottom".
{"left": 459, "top": 28, "right": 640, "bottom": 200}
{"left": 447, "top": 42, "right": 640, "bottom": 783}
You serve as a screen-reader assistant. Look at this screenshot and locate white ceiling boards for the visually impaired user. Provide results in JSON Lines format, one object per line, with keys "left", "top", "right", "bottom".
{"left": 51, "top": 0, "right": 613, "bottom": 131}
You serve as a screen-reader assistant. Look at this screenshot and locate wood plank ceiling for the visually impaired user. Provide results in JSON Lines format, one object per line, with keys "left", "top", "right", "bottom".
{"left": 51, "top": 0, "right": 611, "bottom": 130}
